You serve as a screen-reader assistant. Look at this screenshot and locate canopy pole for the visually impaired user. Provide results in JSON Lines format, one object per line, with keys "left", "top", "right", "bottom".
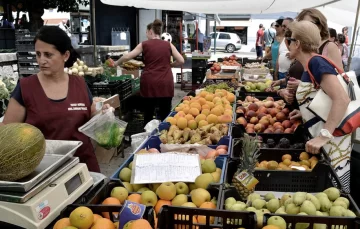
{"left": 92, "top": 0, "right": 97, "bottom": 66}
{"left": 347, "top": 0, "right": 360, "bottom": 71}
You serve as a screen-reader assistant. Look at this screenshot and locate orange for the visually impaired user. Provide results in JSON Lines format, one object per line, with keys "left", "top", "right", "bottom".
{"left": 155, "top": 200, "right": 171, "bottom": 214}
{"left": 199, "top": 202, "right": 216, "bottom": 209}
{"left": 185, "top": 114, "right": 195, "bottom": 121}
{"left": 262, "top": 226, "right": 281, "bottom": 229}
{"left": 53, "top": 218, "right": 71, "bottom": 229}
{"left": 101, "top": 197, "right": 121, "bottom": 219}
{"left": 91, "top": 218, "right": 115, "bottom": 229}
{"left": 188, "top": 108, "right": 200, "bottom": 117}
{"left": 166, "top": 117, "right": 177, "bottom": 125}
{"left": 93, "top": 214, "right": 103, "bottom": 223}
{"left": 127, "top": 194, "right": 141, "bottom": 203}
{"left": 129, "top": 219, "right": 152, "bottom": 229}
{"left": 226, "top": 93, "right": 235, "bottom": 103}
{"left": 197, "top": 215, "right": 214, "bottom": 224}
{"left": 69, "top": 207, "right": 94, "bottom": 229}
{"left": 190, "top": 102, "right": 202, "bottom": 111}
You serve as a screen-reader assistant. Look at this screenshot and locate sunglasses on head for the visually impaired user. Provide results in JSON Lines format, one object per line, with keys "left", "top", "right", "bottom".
{"left": 285, "top": 37, "right": 297, "bottom": 46}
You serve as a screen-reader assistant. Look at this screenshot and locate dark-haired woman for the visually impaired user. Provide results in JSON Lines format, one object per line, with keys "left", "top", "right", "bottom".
{"left": 2, "top": 26, "right": 111, "bottom": 172}
{"left": 116, "top": 19, "right": 184, "bottom": 126}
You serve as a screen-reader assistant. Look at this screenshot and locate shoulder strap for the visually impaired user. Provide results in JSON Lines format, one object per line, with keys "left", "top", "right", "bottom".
{"left": 318, "top": 40, "right": 330, "bottom": 54}
{"left": 306, "top": 54, "right": 349, "bottom": 90}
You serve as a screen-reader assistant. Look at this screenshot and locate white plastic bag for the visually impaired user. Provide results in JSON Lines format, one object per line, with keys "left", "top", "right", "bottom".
{"left": 131, "top": 132, "right": 149, "bottom": 152}
{"left": 79, "top": 110, "right": 127, "bottom": 149}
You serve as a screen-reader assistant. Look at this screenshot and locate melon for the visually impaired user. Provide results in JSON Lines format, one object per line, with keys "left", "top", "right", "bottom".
{"left": 0, "top": 123, "right": 45, "bottom": 181}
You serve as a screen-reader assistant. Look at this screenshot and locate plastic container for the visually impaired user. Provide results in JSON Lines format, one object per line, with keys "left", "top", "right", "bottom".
{"left": 225, "top": 159, "right": 343, "bottom": 193}
{"left": 110, "top": 136, "right": 228, "bottom": 185}
{"left": 231, "top": 124, "right": 305, "bottom": 138}
{"left": 158, "top": 205, "right": 257, "bottom": 229}
{"left": 262, "top": 207, "right": 360, "bottom": 229}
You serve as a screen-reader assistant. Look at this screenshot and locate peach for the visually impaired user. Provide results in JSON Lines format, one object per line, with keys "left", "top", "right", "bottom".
{"left": 264, "top": 101, "right": 274, "bottom": 108}
{"left": 189, "top": 108, "right": 200, "bottom": 117}
{"left": 269, "top": 108, "right": 278, "bottom": 117}
{"left": 188, "top": 120, "right": 197, "bottom": 130}
{"left": 198, "top": 98, "right": 207, "bottom": 106}
{"left": 259, "top": 118, "right": 270, "bottom": 128}
{"left": 276, "top": 112, "right": 287, "bottom": 122}
{"left": 202, "top": 104, "right": 210, "bottom": 110}
{"left": 198, "top": 120, "right": 209, "bottom": 128}
{"left": 246, "top": 127, "right": 255, "bottom": 133}
{"left": 254, "top": 123, "right": 265, "bottom": 133}
{"left": 236, "top": 108, "right": 244, "bottom": 114}
{"left": 190, "top": 102, "right": 202, "bottom": 111}
{"left": 250, "top": 117, "right": 259, "bottom": 124}
{"left": 275, "top": 125, "right": 284, "bottom": 132}
{"left": 258, "top": 113, "right": 267, "bottom": 120}
{"left": 248, "top": 103, "right": 259, "bottom": 112}
{"left": 201, "top": 109, "right": 210, "bottom": 116}
{"left": 185, "top": 114, "right": 195, "bottom": 121}
{"left": 273, "top": 122, "right": 282, "bottom": 128}
{"left": 205, "top": 94, "right": 215, "bottom": 102}
{"left": 274, "top": 128, "right": 283, "bottom": 133}
{"left": 282, "top": 120, "right": 292, "bottom": 129}
{"left": 258, "top": 106, "right": 268, "bottom": 114}
{"left": 246, "top": 110, "right": 257, "bottom": 119}
{"left": 218, "top": 114, "right": 232, "bottom": 123}
{"left": 247, "top": 123, "right": 255, "bottom": 129}
{"left": 207, "top": 114, "right": 219, "bottom": 124}
{"left": 224, "top": 109, "right": 233, "bottom": 116}
{"left": 195, "top": 114, "right": 207, "bottom": 123}
{"left": 284, "top": 128, "right": 293, "bottom": 133}
{"left": 177, "top": 117, "right": 188, "bottom": 130}
{"left": 266, "top": 97, "right": 275, "bottom": 101}
{"left": 211, "top": 107, "right": 222, "bottom": 116}
{"left": 264, "top": 128, "right": 273, "bottom": 133}
{"left": 282, "top": 108, "right": 290, "bottom": 116}
{"left": 237, "top": 106, "right": 246, "bottom": 113}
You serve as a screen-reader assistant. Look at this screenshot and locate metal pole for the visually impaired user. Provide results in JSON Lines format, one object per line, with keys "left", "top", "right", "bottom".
{"left": 214, "top": 20, "right": 216, "bottom": 55}
{"left": 196, "top": 21, "right": 198, "bottom": 51}
{"left": 91, "top": 0, "right": 97, "bottom": 66}
{"left": 347, "top": 0, "right": 360, "bottom": 70}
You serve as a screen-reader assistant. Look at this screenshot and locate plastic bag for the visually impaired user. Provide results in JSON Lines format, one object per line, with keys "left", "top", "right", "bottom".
{"left": 131, "top": 132, "right": 149, "bottom": 152}
{"left": 79, "top": 110, "right": 127, "bottom": 149}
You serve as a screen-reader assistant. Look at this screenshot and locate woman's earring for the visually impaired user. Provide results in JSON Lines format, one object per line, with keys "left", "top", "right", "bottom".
{"left": 64, "top": 59, "right": 67, "bottom": 62}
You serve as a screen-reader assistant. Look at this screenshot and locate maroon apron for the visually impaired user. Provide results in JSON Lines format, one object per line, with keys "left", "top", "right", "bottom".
{"left": 21, "top": 74, "right": 100, "bottom": 172}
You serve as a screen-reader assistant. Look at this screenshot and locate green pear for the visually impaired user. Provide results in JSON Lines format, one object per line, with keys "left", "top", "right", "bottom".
{"left": 264, "top": 192, "right": 276, "bottom": 201}
{"left": 323, "top": 187, "right": 341, "bottom": 201}
{"left": 275, "top": 206, "right": 286, "bottom": 214}
{"left": 335, "top": 197, "right": 350, "bottom": 208}
{"left": 122, "top": 182, "right": 133, "bottom": 192}
{"left": 201, "top": 159, "right": 217, "bottom": 173}
{"left": 246, "top": 207, "right": 257, "bottom": 212}
{"left": 230, "top": 202, "right": 247, "bottom": 211}
{"left": 329, "top": 206, "right": 346, "bottom": 216}
{"left": 306, "top": 193, "right": 321, "bottom": 211}
{"left": 128, "top": 161, "right": 133, "bottom": 170}
{"left": 195, "top": 173, "right": 214, "bottom": 189}
{"left": 321, "top": 211, "right": 329, "bottom": 216}
{"left": 284, "top": 198, "right": 293, "bottom": 208}
{"left": 225, "top": 197, "right": 237, "bottom": 210}
{"left": 247, "top": 193, "right": 261, "bottom": 202}
{"left": 318, "top": 197, "right": 332, "bottom": 212}
{"left": 256, "top": 212, "right": 264, "bottom": 229}
{"left": 280, "top": 193, "right": 292, "bottom": 206}
{"left": 333, "top": 200, "right": 348, "bottom": 209}
{"left": 293, "top": 192, "right": 307, "bottom": 206}
{"left": 300, "top": 200, "right": 316, "bottom": 215}
{"left": 267, "top": 198, "right": 280, "bottom": 213}
{"left": 171, "top": 194, "right": 188, "bottom": 206}
{"left": 211, "top": 197, "right": 217, "bottom": 206}
{"left": 286, "top": 203, "right": 300, "bottom": 215}
{"left": 267, "top": 216, "right": 286, "bottom": 229}
{"left": 252, "top": 199, "right": 266, "bottom": 210}
{"left": 315, "top": 193, "right": 328, "bottom": 199}
{"left": 295, "top": 212, "right": 309, "bottom": 229}
{"left": 346, "top": 209, "right": 356, "bottom": 217}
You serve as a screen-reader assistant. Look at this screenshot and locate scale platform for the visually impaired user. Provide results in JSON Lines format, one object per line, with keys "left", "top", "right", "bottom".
{"left": 0, "top": 161, "right": 94, "bottom": 229}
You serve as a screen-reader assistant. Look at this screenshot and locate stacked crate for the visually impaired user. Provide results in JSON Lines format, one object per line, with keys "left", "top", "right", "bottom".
{"left": 15, "top": 30, "right": 38, "bottom": 78}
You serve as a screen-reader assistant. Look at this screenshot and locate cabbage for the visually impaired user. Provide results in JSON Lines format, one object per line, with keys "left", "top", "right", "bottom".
{"left": 0, "top": 85, "right": 9, "bottom": 100}
{"left": 2, "top": 78, "right": 16, "bottom": 93}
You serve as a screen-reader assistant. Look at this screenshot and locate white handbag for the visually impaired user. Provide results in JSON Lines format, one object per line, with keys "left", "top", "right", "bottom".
{"left": 306, "top": 55, "right": 360, "bottom": 136}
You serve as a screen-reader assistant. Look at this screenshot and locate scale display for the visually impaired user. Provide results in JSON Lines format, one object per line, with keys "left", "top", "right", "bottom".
{"left": 65, "top": 173, "right": 83, "bottom": 195}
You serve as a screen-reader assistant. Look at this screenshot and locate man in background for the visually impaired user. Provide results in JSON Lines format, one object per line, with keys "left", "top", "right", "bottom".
{"left": 256, "top": 24, "right": 264, "bottom": 60}
{"left": 263, "top": 22, "right": 276, "bottom": 59}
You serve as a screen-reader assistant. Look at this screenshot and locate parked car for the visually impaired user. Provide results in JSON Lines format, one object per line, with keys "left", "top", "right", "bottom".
{"left": 210, "top": 32, "right": 241, "bottom": 53}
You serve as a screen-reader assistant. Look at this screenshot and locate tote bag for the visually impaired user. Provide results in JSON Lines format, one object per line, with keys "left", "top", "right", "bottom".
{"left": 306, "top": 54, "right": 360, "bottom": 137}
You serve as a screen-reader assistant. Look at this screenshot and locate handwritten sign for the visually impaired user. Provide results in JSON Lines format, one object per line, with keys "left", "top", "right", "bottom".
{"left": 130, "top": 153, "right": 202, "bottom": 184}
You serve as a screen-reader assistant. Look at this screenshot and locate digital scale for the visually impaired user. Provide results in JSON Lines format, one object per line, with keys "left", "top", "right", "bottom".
{"left": 0, "top": 140, "right": 104, "bottom": 229}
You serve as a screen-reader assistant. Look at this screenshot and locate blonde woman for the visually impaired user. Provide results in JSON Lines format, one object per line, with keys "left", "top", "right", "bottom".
{"left": 287, "top": 21, "right": 351, "bottom": 191}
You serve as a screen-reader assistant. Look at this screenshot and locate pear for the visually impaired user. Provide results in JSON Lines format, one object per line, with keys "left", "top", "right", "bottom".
{"left": 264, "top": 192, "right": 276, "bottom": 201}
{"left": 225, "top": 197, "right": 236, "bottom": 210}
{"left": 182, "top": 129, "right": 190, "bottom": 141}
{"left": 284, "top": 198, "right": 293, "bottom": 208}
{"left": 321, "top": 211, "right": 329, "bottom": 216}
{"left": 267, "top": 198, "right": 280, "bottom": 213}
{"left": 168, "top": 125, "right": 179, "bottom": 137}
{"left": 346, "top": 209, "right": 356, "bottom": 217}
{"left": 267, "top": 216, "right": 286, "bottom": 229}
{"left": 275, "top": 206, "right": 286, "bottom": 214}
{"left": 323, "top": 187, "right": 341, "bottom": 201}
{"left": 246, "top": 207, "right": 257, "bottom": 212}
{"left": 252, "top": 199, "right": 266, "bottom": 210}
{"left": 230, "top": 202, "right": 247, "bottom": 211}
{"left": 333, "top": 200, "right": 348, "bottom": 209}
{"left": 256, "top": 211, "right": 264, "bottom": 229}
{"left": 195, "top": 173, "right": 214, "bottom": 189}
{"left": 306, "top": 193, "right": 321, "bottom": 211}
{"left": 300, "top": 200, "right": 316, "bottom": 215}
{"left": 211, "top": 197, "right": 217, "bottom": 206}
{"left": 335, "top": 197, "right": 350, "bottom": 208}
{"left": 329, "top": 206, "right": 346, "bottom": 216}
{"left": 247, "top": 193, "right": 261, "bottom": 203}
{"left": 280, "top": 193, "right": 292, "bottom": 206}
{"left": 201, "top": 159, "right": 217, "bottom": 173}
{"left": 318, "top": 196, "right": 332, "bottom": 212}
{"left": 293, "top": 192, "right": 307, "bottom": 206}
{"left": 295, "top": 212, "right": 309, "bottom": 229}
{"left": 190, "top": 133, "right": 201, "bottom": 144}
{"left": 286, "top": 203, "right": 300, "bottom": 215}
{"left": 316, "top": 193, "right": 328, "bottom": 199}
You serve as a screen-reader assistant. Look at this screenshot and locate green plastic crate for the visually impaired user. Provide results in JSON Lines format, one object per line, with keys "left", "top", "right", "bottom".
{"left": 132, "top": 77, "right": 140, "bottom": 93}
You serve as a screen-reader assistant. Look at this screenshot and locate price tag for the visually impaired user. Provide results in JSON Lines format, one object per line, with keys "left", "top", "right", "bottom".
{"left": 120, "top": 32, "right": 126, "bottom": 40}
{"left": 235, "top": 170, "right": 259, "bottom": 191}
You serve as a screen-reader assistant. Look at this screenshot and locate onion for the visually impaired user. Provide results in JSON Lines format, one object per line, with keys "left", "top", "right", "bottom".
{"left": 79, "top": 61, "right": 84, "bottom": 66}
{"left": 78, "top": 66, "right": 84, "bottom": 72}
{"left": 72, "top": 68, "right": 79, "bottom": 74}
{"left": 83, "top": 65, "right": 88, "bottom": 72}
{"left": 68, "top": 70, "right": 73, "bottom": 75}
{"left": 78, "top": 71, "right": 84, "bottom": 77}
{"left": 73, "top": 62, "right": 79, "bottom": 68}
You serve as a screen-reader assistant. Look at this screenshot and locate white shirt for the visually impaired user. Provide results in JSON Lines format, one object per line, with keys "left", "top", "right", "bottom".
{"left": 278, "top": 39, "right": 292, "bottom": 73}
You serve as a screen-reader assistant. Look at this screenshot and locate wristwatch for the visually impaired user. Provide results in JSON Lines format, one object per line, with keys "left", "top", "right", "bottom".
{"left": 319, "top": 129, "right": 334, "bottom": 140}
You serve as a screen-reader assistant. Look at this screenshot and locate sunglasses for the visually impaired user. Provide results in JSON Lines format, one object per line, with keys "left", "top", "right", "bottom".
{"left": 275, "top": 24, "right": 280, "bottom": 28}
{"left": 285, "top": 37, "right": 297, "bottom": 46}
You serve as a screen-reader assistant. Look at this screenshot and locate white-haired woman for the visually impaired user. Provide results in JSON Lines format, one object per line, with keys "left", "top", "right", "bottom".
{"left": 287, "top": 21, "right": 351, "bottom": 192}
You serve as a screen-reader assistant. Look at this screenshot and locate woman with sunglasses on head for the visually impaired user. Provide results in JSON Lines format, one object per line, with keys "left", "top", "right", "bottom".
{"left": 297, "top": 8, "right": 343, "bottom": 71}
{"left": 286, "top": 21, "right": 351, "bottom": 192}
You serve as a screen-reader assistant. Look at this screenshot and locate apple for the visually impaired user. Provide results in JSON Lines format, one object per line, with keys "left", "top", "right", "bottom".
{"left": 149, "top": 183, "right": 161, "bottom": 193}
{"left": 141, "top": 190, "right": 158, "bottom": 207}
{"left": 132, "top": 184, "right": 146, "bottom": 192}
{"left": 122, "top": 182, "right": 133, "bottom": 192}
{"left": 138, "top": 187, "right": 150, "bottom": 193}
{"left": 156, "top": 182, "right": 177, "bottom": 201}
{"left": 182, "top": 202, "right": 197, "bottom": 208}
{"left": 188, "top": 183, "right": 197, "bottom": 191}
{"left": 175, "top": 182, "right": 189, "bottom": 195}
{"left": 119, "top": 168, "right": 132, "bottom": 182}
{"left": 191, "top": 188, "right": 211, "bottom": 207}
{"left": 172, "top": 194, "right": 188, "bottom": 206}
{"left": 110, "top": 187, "right": 128, "bottom": 204}
{"left": 195, "top": 173, "right": 214, "bottom": 189}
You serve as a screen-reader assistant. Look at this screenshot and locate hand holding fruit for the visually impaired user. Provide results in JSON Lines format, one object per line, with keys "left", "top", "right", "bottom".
{"left": 289, "top": 109, "right": 302, "bottom": 120}
{"left": 305, "top": 136, "right": 331, "bottom": 154}
{"left": 287, "top": 77, "right": 300, "bottom": 91}
{"left": 279, "top": 89, "right": 294, "bottom": 104}
{"left": 271, "top": 80, "right": 281, "bottom": 87}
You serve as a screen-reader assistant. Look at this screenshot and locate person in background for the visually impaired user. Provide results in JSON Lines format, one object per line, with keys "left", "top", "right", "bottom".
{"left": 256, "top": 24, "right": 265, "bottom": 60}
{"left": 271, "top": 19, "right": 284, "bottom": 72}
{"left": 115, "top": 19, "right": 184, "bottom": 126}
{"left": 328, "top": 28, "right": 338, "bottom": 43}
{"left": 1, "top": 13, "right": 14, "bottom": 29}
{"left": 2, "top": 26, "right": 111, "bottom": 172}
{"left": 338, "top": 33, "right": 349, "bottom": 70}
{"left": 263, "top": 22, "right": 276, "bottom": 59}
{"left": 287, "top": 21, "right": 351, "bottom": 192}
{"left": 343, "top": 27, "right": 349, "bottom": 46}
{"left": 297, "top": 8, "right": 343, "bottom": 71}
{"left": 275, "top": 17, "right": 294, "bottom": 80}
{"left": 196, "top": 29, "right": 204, "bottom": 52}
{"left": 19, "top": 14, "right": 28, "bottom": 29}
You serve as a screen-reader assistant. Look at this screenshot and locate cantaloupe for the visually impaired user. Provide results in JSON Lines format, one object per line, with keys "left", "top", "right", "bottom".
{"left": 0, "top": 123, "right": 45, "bottom": 181}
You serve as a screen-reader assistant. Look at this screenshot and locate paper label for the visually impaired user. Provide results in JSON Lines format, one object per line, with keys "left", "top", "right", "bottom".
{"left": 36, "top": 200, "right": 51, "bottom": 220}
{"left": 131, "top": 153, "right": 202, "bottom": 184}
{"left": 117, "top": 67, "right": 122, "bottom": 76}
{"left": 96, "top": 101, "right": 103, "bottom": 111}
{"left": 235, "top": 170, "right": 259, "bottom": 190}
{"left": 118, "top": 201, "right": 146, "bottom": 229}
{"left": 120, "top": 32, "right": 126, "bottom": 40}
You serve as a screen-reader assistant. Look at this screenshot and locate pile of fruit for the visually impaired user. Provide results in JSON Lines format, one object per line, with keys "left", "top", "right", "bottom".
{"left": 236, "top": 96, "right": 301, "bottom": 134}
{"left": 224, "top": 187, "right": 356, "bottom": 229}
{"left": 255, "top": 152, "right": 318, "bottom": 171}
{"left": 121, "top": 60, "right": 144, "bottom": 71}
{"left": 64, "top": 59, "right": 103, "bottom": 77}
{"left": 163, "top": 90, "right": 235, "bottom": 144}
{"left": 200, "top": 80, "right": 238, "bottom": 92}
{"left": 244, "top": 62, "right": 266, "bottom": 69}
{"left": 118, "top": 156, "right": 224, "bottom": 193}
{"left": 53, "top": 206, "right": 152, "bottom": 229}
{"left": 202, "top": 82, "right": 235, "bottom": 93}
{"left": 243, "top": 81, "right": 277, "bottom": 93}
{"left": 258, "top": 137, "right": 304, "bottom": 149}
{"left": 222, "top": 55, "right": 240, "bottom": 62}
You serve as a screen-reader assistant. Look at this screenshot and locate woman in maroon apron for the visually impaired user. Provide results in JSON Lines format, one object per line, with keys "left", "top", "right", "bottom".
{"left": 2, "top": 26, "right": 110, "bottom": 172}
{"left": 115, "top": 19, "right": 185, "bottom": 125}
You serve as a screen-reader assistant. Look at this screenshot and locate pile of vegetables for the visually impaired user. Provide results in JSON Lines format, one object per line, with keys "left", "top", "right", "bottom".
{"left": 0, "top": 77, "right": 16, "bottom": 100}
{"left": 94, "top": 122, "right": 126, "bottom": 149}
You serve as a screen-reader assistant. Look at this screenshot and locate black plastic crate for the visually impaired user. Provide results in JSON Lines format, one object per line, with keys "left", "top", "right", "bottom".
{"left": 17, "top": 53, "right": 37, "bottom": 63}
{"left": 15, "top": 32, "right": 36, "bottom": 41}
{"left": 238, "top": 88, "right": 279, "bottom": 98}
{"left": 16, "top": 44, "right": 35, "bottom": 52}
{"left": 158, "top": 205, "right": 257, "bottom": 229}
{"left": 89, "top": 80, "right": 130, "bottom": 97}
{"left": 263, "top": 211, "right": 360, "bottom": 229}
{"left": 225, "top": 159, "right": 343, "bottom": 193}
{"left": 18, "top": 66, "right": 39, "bottom": 75}
{"left": 231, "top": 124, "right": 305, "bottom": 138}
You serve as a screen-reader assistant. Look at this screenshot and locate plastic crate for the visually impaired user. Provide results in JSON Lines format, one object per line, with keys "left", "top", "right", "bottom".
{"left": 17, "top": 53, "right": 36, "bottom": 63}
{"left": 15, "top": 44, "right": 35, "bottom": 52}
{"left": 262, "top": 209, "right": 360, "bottom": 229}
{"left": 89, "top": 80, "right": 131, "bottom": 99}
{"left": 15, "top": 32, "right": 36, "bottom": 41}
{"left": 158, "top": 205, "right": 257, "bottom": 229}
{"left": 231, "top": 123, "right": 305, "bottom": 138}
{"left": 225, "top": 159, "right": 343, "bottom": 194}
{"left": 131, "top": 77, "right": 140, "bottom": 93}
{"left": 110, "top": 136, "right": 227, "bottom": 185}
{"left": 238, "top": 87, "right": 279, "bottom": 98}
{"left": 18, "top": 66, "right": 39, "bottom": 75}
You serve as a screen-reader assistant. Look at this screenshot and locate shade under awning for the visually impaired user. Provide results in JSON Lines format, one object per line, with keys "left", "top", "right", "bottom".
{"left": 100, "top": 0, "right": 337, "bottom": 14}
